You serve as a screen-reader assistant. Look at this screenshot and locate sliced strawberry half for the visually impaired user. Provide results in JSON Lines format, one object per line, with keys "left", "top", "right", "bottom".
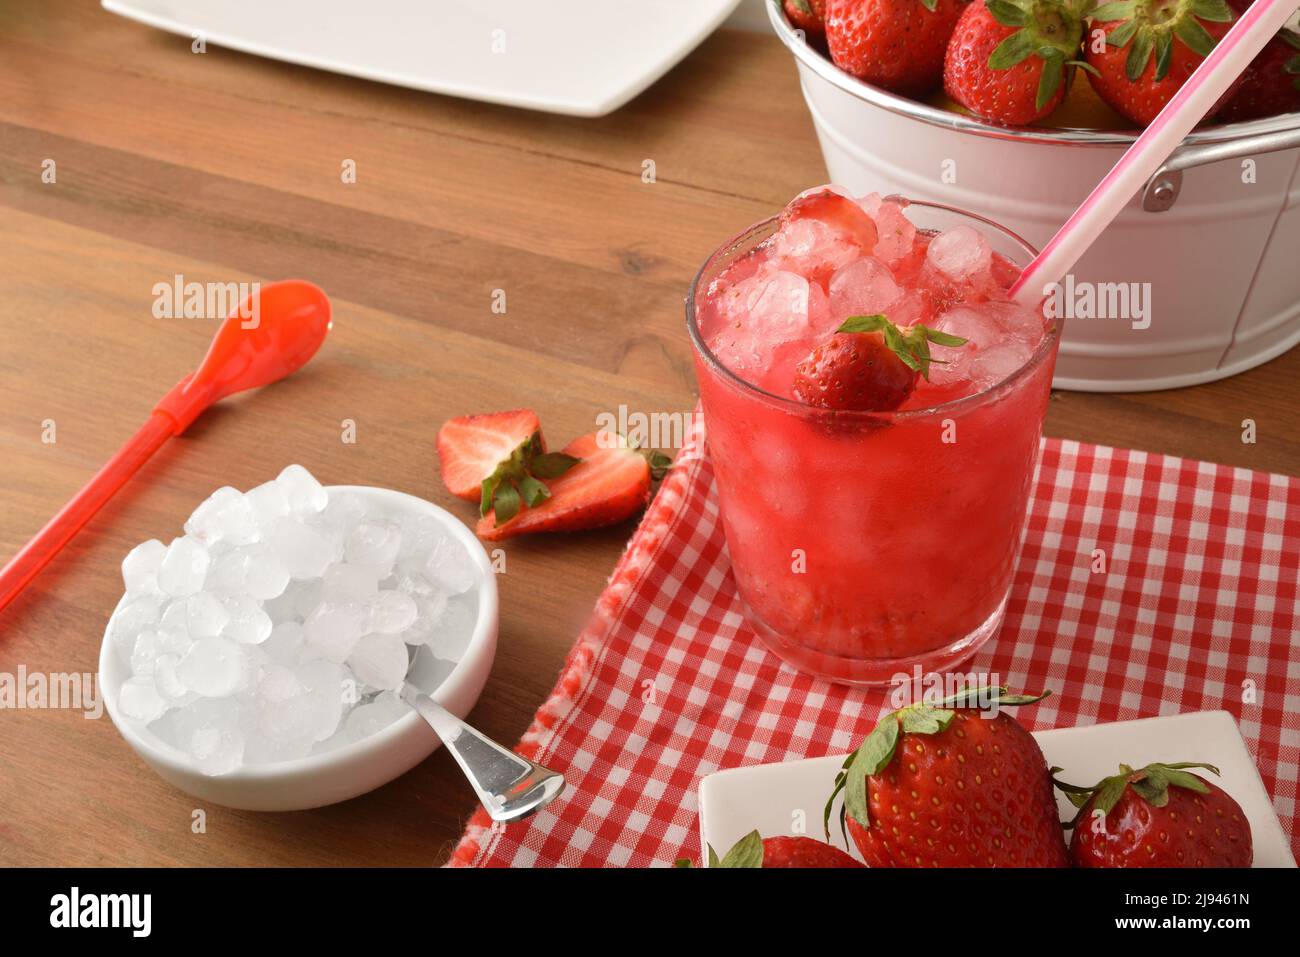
{"left": 475, "top": 432, "right": 671, "bottom": 541}
{"left": 437, "top": 410, "right": 543, "bottom": 500}
{"left": 438, "top": 409, "right": 584, "bottom": 525}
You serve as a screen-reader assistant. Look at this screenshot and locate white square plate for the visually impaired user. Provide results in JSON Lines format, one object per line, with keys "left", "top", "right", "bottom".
{"left": 699, "top": 710, "right": 1295, "bottom": 867}
{"left": 103, "top": 0, "right": 742, "bottom": 117}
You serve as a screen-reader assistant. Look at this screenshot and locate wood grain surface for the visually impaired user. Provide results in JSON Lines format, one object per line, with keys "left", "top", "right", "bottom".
{"left": 1, "top": 3, "right": 1296, "bottom": 867}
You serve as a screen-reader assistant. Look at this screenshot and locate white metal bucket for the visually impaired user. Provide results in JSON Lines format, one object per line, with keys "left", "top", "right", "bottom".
{"left": 769, "top": 4, "right": 1300, "bottom": 392}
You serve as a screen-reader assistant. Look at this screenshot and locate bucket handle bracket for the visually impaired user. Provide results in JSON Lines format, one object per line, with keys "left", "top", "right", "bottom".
{"left": 1143, "top": 124, "right": 1300, "bottom": 212}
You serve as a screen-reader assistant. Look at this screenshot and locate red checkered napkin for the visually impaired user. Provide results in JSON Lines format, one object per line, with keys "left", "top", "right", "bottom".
{"left": 449, "top": 420, "right": 1300, "bottom": 867}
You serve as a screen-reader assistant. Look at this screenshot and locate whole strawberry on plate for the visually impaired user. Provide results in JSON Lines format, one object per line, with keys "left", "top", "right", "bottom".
{"left": 1218, "top": 23, "right": 1300, "bottom": 121}
{"left": 784, "top": 0, "right": 829, "bottom": 37}
{"left": 678, "top": 829, "right": 865, "bottom": 867}
{"left": 945, "top": 0, "right": 1090, "bottom": 125}
{"left": 825, "top": 0, "right": 970, "bottom": 96}
{"left": 826, "top": 687, "right": 1070, "bottom": 867}
{"left": 792, "top": 313, "right": 967, "bottom": 411}
{"left": 1057, "top": 761, "right": 1253, "bottom": 867}
{"left": 1085, "top": 0, "right": 1237, "bottom": 126}
{"left": 476, "top": 431, "right": 671, "bottom": 540}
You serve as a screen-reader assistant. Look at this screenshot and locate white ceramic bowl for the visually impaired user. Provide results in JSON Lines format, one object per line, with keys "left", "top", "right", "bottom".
{"left": 98, "top": 485, "right": 499, "bottom": 811}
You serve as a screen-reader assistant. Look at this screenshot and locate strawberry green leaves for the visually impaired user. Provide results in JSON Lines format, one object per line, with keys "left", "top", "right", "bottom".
{"left": 479, "top": 433, "right": 580, "bottom": 525}
{"left": 835, "top": 314, "right": 966, "bottom": 380}
{"left": 708, "top": 830, "right": 766, "bottom": 868}
{"left": 824, "top": 687, "right": 1049, "bottom": 840}
{"left": 986, "top": 0, "right": 1030, "bottom": 27}
{"left": 983, "top": 0, "right": 1087, "bottom": 110}
{"left": 675, "top": 830, "right": 765, "bottom": 868}
{"left": 1054, "top": 761, "right": 1220, "bottom": 828}
{"left": 1098, "top": 0, "right": 1232, "bottom": 83}
{"left": 644, "top": 449, "right": 674, "bottom": 480}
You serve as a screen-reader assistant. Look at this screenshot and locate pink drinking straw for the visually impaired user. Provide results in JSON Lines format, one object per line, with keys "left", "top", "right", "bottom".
{"left": 1011, "top": 0, "right": 1297, "bottom": 306}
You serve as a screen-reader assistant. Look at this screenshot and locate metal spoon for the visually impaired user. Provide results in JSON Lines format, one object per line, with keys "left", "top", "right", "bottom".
{"left": 370, "top": 645, "right": 565, "bottom": 823}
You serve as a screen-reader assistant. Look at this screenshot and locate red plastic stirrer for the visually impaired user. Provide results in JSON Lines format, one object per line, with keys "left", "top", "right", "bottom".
{"left": 0, "top": 280, "right": 331, "bottom": 614}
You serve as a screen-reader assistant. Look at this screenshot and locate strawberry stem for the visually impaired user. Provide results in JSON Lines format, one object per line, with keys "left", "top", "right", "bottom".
{"left": 479, "top": 433, "right": 581, "bottom": 525}
{"left": 1052, "top": 761, "right": 1221, "bottom": 828}
{"left": 835, "top": 314, "right": 967, "bottom": 381}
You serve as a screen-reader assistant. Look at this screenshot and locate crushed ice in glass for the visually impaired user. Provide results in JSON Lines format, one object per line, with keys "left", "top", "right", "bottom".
{"left": 701, "top": 189, "right": 1049, "bottom": 409}
{"left": 109, "top": 465, "right": 480, "bottom": 775}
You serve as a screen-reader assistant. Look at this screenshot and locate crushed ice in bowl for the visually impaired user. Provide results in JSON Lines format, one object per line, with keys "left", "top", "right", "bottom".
{"left": 107, "top": 465, "right": 481, "bottom": 775}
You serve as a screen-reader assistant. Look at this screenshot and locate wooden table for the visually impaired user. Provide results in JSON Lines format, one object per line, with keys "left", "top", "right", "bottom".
{"left": 1, "top": 3, "right": 1296, "bottom": 867}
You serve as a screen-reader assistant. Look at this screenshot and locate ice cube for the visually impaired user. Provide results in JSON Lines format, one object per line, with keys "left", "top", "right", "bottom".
{"left": 241, "top": 544, "right": 290, "bottom": 601}
{"left": 296, "top": 659, "right": 347, "bottom": 741}
{"left": 857, "top": 194, "right": 916, "bottom": 263}
{"left": 221, "top": 594, "right": 272, "bottom": 645}
{"left": 974, "top": 300, "right": 1047, "bottom": 350}
{"left": 828, "top": 257, "right": 902, "bottom": 320}
{"left": 262, "top": 621, "right": 304, "bottom": 665}
{"left": 149, "top": 611, "right": 195, "bottom": 655}
{"left": 119, "top": 675, "right": 170, "bottom": 722}
{"left": 423, "top": 537, "right": 475, "bottom": 594}
{"left": 184, "top": 487, "right": 238, "bottom": 543}
{"left": 927, "top": 304, "right": 1037, "bottom": 396}
{"left": 158, "top": 599, "right": 189, "bottom": 635}
{"left": 292, "top": 579, "right": 325, "bottom": 619}
{"left": 251, "top": 663, "right": 313, "bottom": 744}
{"left": 428, "top": 593, "right": 478, "bottom": 661}
{"left": 394, "top": 576, "right": 450, "bottom": 646}
{"left": 368, "top": 590, "right": 418, "bottom": 634}
{"left": 108, "top": 595, "right": 162, "bottom": 659}
{"left": 121, "top": 539, "right": 167, "bottom": 596}
{"left": 747, "top": 271, "right": 823, "bottom": 344}
{"left": 769, "top": 189, "right": 879, "bottom": 284}
{"left": 130, "top": 630, "right": 166, "bottom": 676}
{"left": 343, "top": 691, "right": 408, "bottom": 741}
{"left": 245, "top": 479, "right": 290, "bottom": 526}
{"left": 266, "top": 517, "right": 335, "bottom": 579}
{"left": 302, "top": 601, "right": 368, "bottom": 662}
{"left": 322, "top": 563, "right": 379, "bottom": 604}
{"left": 707, "top": 270, "right": 827, "bottom": 387}
{"left": 177, "top": 637, "right": 247, "bottom": 698}
{"left": 184, "top": 487, "right": 259, "bottom": 547}
{"left": 344, "top": 521, "right": 402, "bottom": 575}
{"left": 184, "top": 591, "right": 230, "bottom": 638}
{"left": 314, "top": 490, "right": 368, "bottom": 535}
{"left": 153, "top": 653, "right": 192, "bottom": 701}
{"left": 967, "top": 340, "right": 1035, "bottom": 391}
{"left": 263, "top": 578, "right": 322, "bottom": 624}
{"left": 276, "top": 464, "right": 328, "bottom": 515}
{"left": 206, "top": 548, "right": 249, "bottom": 595}
{"left": 396, "top": 512, "right": 441, "bottom": 560}
{"left": 348, "top": 634, "right": 409, "bottom": 691}
{"left": 153, "top": 698, "right": 244, "bottom": 775}
{"left": 157, "top": 536, "right": 211, "bottom": 597}
{"left": 926, "top": 225, "right": 993, "bottom": 283}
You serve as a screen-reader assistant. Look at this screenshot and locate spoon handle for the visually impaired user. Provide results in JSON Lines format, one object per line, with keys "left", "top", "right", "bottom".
{"left": 402, "top": 686, "right": 566, "bottom": 824}
{"left": 0, "top": 410, "right": 176, "bottom": 614}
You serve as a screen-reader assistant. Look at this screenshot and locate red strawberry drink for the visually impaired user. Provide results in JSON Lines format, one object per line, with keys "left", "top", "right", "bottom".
{"left": 687, "top": 188, "right": 1058, "bottom": 685}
